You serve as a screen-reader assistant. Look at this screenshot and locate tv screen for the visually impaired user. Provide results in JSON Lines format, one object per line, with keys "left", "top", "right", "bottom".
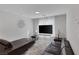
{"left": 39, "top": 25, "right": 52, "bottom": 34}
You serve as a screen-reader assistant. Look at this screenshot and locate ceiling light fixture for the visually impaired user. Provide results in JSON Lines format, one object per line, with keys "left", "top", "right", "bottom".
{"left": 35, "top": 11, "right": 40, "bottom": 14}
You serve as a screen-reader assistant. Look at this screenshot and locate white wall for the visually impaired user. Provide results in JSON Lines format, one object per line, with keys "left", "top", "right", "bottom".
{"left": 0, "top": 10, "right": 33, "bottom": 41}
{"left": 32, "top": 19, "right": 39, "bottom": 35}
{"left": 67, "top": 5, "right": 79, "bottom": 55}
{"left": 55, "top": 14, "right": 66, "bottom": 38}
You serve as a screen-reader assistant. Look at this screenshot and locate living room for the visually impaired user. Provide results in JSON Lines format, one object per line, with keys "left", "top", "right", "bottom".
{"left": 25, "top": 14, "right": 66, "bottom": 55}
{"left": 0, "top": 4, "right": 79, "bottom": 55}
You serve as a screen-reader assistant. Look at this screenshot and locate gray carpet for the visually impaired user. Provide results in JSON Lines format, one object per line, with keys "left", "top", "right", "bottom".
{"left": 24, "top": 36, "right": 53, "bottom": 55}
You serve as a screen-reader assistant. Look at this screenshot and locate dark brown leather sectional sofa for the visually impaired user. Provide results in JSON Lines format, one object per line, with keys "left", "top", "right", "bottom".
{"left": 43, "top": 38, "right": 74, "bottom": 55}
{"left": 0, "top": 38, "right": 35, "bottom": 55}
{"left": 0, "top": 37, "right": 74, "bottom": 55}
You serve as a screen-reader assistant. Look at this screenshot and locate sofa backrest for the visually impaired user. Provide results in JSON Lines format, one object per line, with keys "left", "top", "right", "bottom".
{"left": 0, "top": 44, "right": 6, "bottom": 54}
{"left": 0, "top": 39, "right": 13, "bottom": 54}
{"left": 60, "top": 38, "right": 74, "bottom": 55}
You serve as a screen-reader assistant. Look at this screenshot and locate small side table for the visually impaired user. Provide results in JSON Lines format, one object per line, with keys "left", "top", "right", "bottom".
{"left": 31, "top": 35, "right": 38, "bottom": 40}
{"left": 54, "top": 38, "right": 62, "bottom": 42}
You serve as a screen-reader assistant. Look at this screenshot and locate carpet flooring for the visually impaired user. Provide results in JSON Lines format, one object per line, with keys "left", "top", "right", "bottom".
{"left": 24, "top": 36, "right": 53, "bottom": 55}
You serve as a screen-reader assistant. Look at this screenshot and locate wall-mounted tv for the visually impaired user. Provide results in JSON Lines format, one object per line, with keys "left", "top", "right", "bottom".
{"left": 39, "top": 25, "right": 52, "bottom": 34}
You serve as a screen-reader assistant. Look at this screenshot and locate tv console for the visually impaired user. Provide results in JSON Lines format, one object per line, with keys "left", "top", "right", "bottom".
{"left": 39, "top": 33, "right": 52, "bottom": 36}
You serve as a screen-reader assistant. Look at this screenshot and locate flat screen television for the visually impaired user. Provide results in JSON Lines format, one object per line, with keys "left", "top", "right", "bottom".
{"left": 39, "top": 25, "right": 52, "bottom": 34}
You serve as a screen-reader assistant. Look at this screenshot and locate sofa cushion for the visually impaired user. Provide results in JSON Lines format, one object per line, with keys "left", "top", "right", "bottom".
{"left": 45, "top": 43, "right": 61, "bottom": 55}
{"left": 64, "top": 39, "right": 71, "bottom": 48}
{"left": 53, "top": 42, "right": 61, "bottom": 47}
{"left": 65, "top": 46, "right": 74, "bottom": 55}
{"left": 0, "top": 39, "right": 13, "bottom": 50}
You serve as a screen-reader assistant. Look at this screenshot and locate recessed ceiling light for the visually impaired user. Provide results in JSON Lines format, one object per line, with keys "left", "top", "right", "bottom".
{"left": 35, "top": 11, "right": 40, "bottom": 14}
